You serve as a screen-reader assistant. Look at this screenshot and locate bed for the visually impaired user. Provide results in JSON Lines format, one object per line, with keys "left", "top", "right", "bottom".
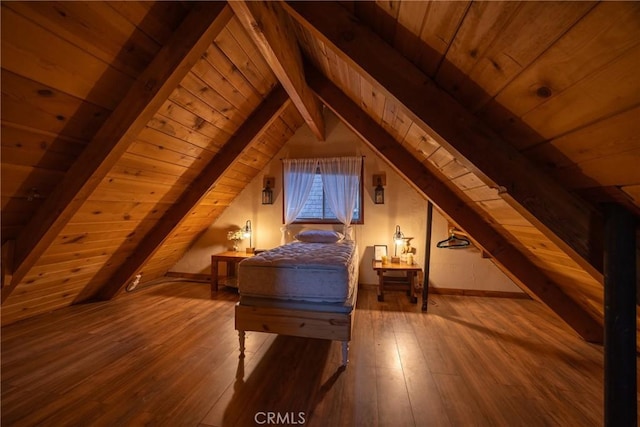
{"left": 234, "top": 231, "right": 359, "bottom": 366}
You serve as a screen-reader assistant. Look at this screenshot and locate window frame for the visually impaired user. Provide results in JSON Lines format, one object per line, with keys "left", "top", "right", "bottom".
{"left": 282, "top": 162, "right": 364, "bottom": 225}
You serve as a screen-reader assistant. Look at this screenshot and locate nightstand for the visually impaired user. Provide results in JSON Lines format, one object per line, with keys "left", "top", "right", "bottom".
{"left": 210, "top": 251, "right": 254, "bottom": 297}
{"left": 372, "top": 259, "right": 423, "bottom": 304}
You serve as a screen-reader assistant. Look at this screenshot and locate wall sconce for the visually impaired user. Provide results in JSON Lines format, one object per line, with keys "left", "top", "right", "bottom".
{"left": 243, "top": 220, "right": 254, "bottom": 253}
{"left": 392, "top": 225, "right": 404, "bottom": 260}
{"left": 373, "top": 174, "right": 385, "bottom": 204}
{"left": 262, "top": 177, "right": 274, "bottom": 205}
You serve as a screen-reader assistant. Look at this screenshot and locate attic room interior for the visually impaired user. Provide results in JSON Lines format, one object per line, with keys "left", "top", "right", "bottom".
{"left": 1, "top": 1, "right": 638, "bottom": 425}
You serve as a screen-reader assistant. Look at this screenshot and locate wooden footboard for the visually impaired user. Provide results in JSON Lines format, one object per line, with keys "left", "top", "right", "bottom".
{"left": 235, "top": 303, "right": 354, "bottom": 365}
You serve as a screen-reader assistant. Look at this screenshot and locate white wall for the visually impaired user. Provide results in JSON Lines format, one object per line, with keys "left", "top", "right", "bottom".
{"left": 171, "top": 110, "right": 522, "bottom": 293}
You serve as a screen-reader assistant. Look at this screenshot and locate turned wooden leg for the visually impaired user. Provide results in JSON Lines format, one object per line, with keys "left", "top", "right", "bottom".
{"left": 341, "top": 341, "right": 349, "bottom": 366}
{"left": 238, "top": 330, "right": 246, "bottom": 358}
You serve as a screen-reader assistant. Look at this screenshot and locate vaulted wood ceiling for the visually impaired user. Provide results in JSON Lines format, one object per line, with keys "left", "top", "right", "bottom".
{"left": 2, "top": 1, "right": 638, "bottom": 344}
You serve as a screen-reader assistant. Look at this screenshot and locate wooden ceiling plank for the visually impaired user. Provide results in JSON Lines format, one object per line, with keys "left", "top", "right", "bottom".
{"left": 488, "top": 2, "right": 640, "bottom": 123}
{"left": 199, "top": 43, "right": 263, "bottom": 111}
{"left": 284, "top": 0, "right": 604, "bottom": 281}
{"left": 179, "top": 72, "right": 247, "bottom": 123}
{"left": 67, "top": 200, "right": 171, "bottom": 224}
{"left": 520, "top": 44, "right": 640, "bottom": 144}
{"left": 135, "top": 128, "right": 216, "bottom": 161}
{"left": 307, "top": 64, "right": 602, "bottom": 343}
{"left": 5, "top": 1, "right": 160, "bottom": 79}
{"left": 416, "top": 1, "right": 470, "bottom": 77}
{"left": 548, "top": 149, "right": 640, "bottom": 190}
{"left": 1, "top": 6, "right": 131, "bottom": 110}
{"left": 106, "top": 1, "right": 191, "bottom": 47}
{"left": 1, "top": 71, "right": 111, "bottom": 142}
{"left": 3, "top": 3, "right": 234, "bottom": 304}
{"left": 393, "top": 1, "right": 430, "bottom": 61}
{"left": 435, "top": 1, "right": 521, "bottom": 100}
{"left": 1, "top": 163, "right": 65, "bottom": 200}
{"left": 1, "top": 127, "right": 83, "bottom": 172}
{"left": 439, "top": 2, "right": 595, "bottom": 111}
{"left": 155, "top": 99, "right": 233, "bottom": 141}
{"left": 229, "top": 1, "right": 325, "bottom": 141}
{"left": 147, "top": 114, "right": 228, "bottom": 150}
{"left": 525, "top": 106, "right": 640, "bottom": 172}
{"left": 169, "top": 82, "right": 242, "bottom": 133}
{"left": 93, "top": 86, "right": 291, "bottom": 301}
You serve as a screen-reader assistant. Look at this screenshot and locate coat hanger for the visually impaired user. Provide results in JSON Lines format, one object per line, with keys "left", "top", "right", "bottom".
{"left": 436, "top": 228, "right": 470, "bottom": 249}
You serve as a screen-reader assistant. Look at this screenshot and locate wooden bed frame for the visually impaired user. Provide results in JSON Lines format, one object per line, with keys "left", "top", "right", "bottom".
{"left": 235, "top": 290, "right": 356, "bottom": 366}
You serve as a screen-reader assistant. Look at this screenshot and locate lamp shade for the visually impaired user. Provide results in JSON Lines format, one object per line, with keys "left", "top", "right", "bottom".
{"left": 243, "top": 220, "right": 252, "bottom": 248}
{"left": 393, "top": 225, "right": 404, "bottom": 256}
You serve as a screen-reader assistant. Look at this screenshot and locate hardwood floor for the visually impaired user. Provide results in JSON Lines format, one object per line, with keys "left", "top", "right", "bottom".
{"left": 1, "top": 280, "right": 607, "bottom": 426}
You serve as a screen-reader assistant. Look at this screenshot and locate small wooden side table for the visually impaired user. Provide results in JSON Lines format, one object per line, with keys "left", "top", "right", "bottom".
{"left": 211, "top": 251, "right": 254, "bottom": 297}
{"left": 372, "top": 260, "right": 423, "bottom": 304}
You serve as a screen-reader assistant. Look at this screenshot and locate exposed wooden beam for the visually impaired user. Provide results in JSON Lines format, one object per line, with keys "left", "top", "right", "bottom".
{"left": 284, "top": 1, "right": 604, "bottom": 282}
{"left": 2, "top": 4, "right": 234, "bottom": 303}
{"left": 93, "top": 86, "right": 291, "bottom": 301}
{"left": 230, "top": 0, "right": 324, "bottom": 140}
{"left": 307, "top": 65, "right": 603, "bottom": 343}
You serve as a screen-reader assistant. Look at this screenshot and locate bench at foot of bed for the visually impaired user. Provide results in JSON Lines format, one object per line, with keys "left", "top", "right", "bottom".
{"left": 235, "top": 303, "right": 353, "bottom": 366}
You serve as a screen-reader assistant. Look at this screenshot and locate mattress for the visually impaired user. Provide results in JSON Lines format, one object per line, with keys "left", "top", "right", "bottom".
{"left": 238, "top": 282, "right": 358, "bottom": 314}
{"left": 238, "top": 240, "right": 358, "bottom": 303}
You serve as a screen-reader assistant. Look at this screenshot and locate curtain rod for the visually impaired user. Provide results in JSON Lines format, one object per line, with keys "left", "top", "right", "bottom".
{"left": 279, "top": 155, "right": 366, "bottom": 160}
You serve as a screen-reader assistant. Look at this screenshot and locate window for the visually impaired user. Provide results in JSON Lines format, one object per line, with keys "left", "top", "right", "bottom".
{"left": 293, "top": 169, "right": 362, "bottom": 224}
{"left": 283, "top": 158, "right": 364, "bottom": 225}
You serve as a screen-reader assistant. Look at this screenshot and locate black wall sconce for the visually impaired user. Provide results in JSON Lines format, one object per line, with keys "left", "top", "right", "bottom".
{"left": 262, "top": 177, "right": 274, "bottom": 205}
{"left": 373, "top": 174, "right": 385, "bottom": 204}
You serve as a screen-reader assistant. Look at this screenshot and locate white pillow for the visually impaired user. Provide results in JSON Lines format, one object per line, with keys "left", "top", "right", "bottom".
{"left": 294, "top": 230, "right": 344, "bottom": 243}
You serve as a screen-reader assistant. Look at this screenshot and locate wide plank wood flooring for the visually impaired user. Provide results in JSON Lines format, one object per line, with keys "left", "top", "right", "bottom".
{"left": 1, "top": 280, "right": 608, "bottom": 426}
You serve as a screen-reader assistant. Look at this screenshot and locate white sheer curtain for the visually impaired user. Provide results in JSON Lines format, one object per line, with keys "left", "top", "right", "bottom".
{"left": 319, "top": 156, "right": 362, "bottom": 240}
{"left": 281, "top": 158, "right": 318, "bottom": 243}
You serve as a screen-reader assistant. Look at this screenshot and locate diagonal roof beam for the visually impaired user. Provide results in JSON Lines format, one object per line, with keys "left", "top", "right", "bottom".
{"left": 307, "top": 64, "right": 603, "bottom": 343}
{"left": 229, "top": 0, "right": 325, "bottom": 141}
{"left": 284, "top": 1, "right": 604, "bottom": 282}
{"left": 2, "top": 3, "right": 234, "bottom": 303}
{"left": 94, "top": 85, "right": 291, "bottom": 301}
